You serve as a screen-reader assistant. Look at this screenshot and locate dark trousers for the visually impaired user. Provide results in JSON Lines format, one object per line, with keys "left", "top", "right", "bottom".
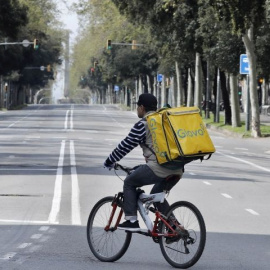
{"left": 123, "top": 164, "right": 179, "bottom": 220}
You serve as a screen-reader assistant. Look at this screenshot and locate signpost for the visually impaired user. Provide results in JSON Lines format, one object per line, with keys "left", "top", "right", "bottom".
{"left": 157, "top": 74, "right": 163, "bottom": 83}
{"left": 240, "top": 54, "right": 250, "bottom": 74}
{"left": 240, "top": 54, "right": 250, "bottom": 131}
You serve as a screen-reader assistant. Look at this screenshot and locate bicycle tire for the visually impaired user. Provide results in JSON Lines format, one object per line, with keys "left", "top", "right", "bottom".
{"left": 159, "top": 201, "right": 206, "bottom": 269}
{"left": 87, "top": 196, "right": 132, "bottom": 262}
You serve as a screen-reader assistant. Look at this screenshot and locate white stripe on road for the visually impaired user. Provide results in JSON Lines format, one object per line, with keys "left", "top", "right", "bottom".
{"left": 70, "top": 140, "right": 81, "bottom": 225}
{"left": 217, "top": 151, "right": 270, "bottom": 173}
{"left": 246, "top": 209, "right": 260, "bottom": 215}
{"left": 70, "top": 110, "right": 74, "bottom": 130}
{"left": 0, "top": 252, "right": 17, "bottom": 260}
{"left": 30, "top": 234, "right": 42, "bottom": 239}
{"left": 65, "top": 110, "right": 70, "bottom": 129}
{"left": 221, "top": 193, "right": 232, "bottom": 199}
{"left": 17, "top": 243, "right": 32, "bottom": 249}
{"left": 203, "top": 181, "right": 212, "bottom": 185}
{"left": 235, "top": 147, "right": 248, "bottom": 151}
{"left": 48, "top": 140, "right": 65, "bottom": 224}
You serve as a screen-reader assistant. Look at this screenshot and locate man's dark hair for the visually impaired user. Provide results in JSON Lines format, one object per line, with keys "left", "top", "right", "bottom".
{"left": 137, "top": 93, "right": 157, "bottom": 112}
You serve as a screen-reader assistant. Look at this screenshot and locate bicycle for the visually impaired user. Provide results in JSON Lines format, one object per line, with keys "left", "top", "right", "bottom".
{"left": 87, "top": 163, "right": 206, "bottom": 269}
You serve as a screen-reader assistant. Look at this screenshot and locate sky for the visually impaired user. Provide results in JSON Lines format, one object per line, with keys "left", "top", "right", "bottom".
{"left": 57, "top": 0, "right": 79, "bottom": 43}
{"left": 51, "top": 0, "right": 80, "bottom": 103}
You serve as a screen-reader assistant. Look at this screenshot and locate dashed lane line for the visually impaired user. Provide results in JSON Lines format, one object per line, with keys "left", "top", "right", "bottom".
{"left": 246, "top": 209, "right": 260, "bottom": 216}
{"left": 0, "top": 252, "right": 17, "bottom": 260}
{"left": 17, "top": 243, "right": 32, "bottom": 249}
{"left": 203, "top": 181, "right": 212, "bottom": 186}
{"left": 221, "top": 193, "right": 233, "bottom": 199}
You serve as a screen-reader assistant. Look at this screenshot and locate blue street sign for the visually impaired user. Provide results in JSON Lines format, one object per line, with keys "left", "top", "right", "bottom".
{"left": 240, "top": 54, "right": 249, "bottom": 74}
{"left": 114, "top": 85, "right": 119, "bottom": 91}
{"left": 157, "top": 74, "right": 163, "bottom": 82}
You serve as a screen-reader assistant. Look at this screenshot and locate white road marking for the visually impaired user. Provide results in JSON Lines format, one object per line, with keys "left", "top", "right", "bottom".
{"left": 17, "top": 243, "right": 32, "bottom": 249}
{"left": 0, "top": 252, "right": 16, "bottom": 260}
{"left": 65, "top": 110, "right": 69, "bottom": 129}
{"left": 6, "top": 114, "right": 32, "bottom": 129}
{"left": 31, "top": 234, "right": 42, "bottom": 239}
{"left": 246, "top": 209, "right": 259, "bottom": 215}
{"left": 221, "top": 193, "right": 232, "bottom": 199}
{"left": 189, "top": 172, "right": 196, "bottom": 175}
{"left": 39, "top": 226, "right": 50, "bottom": 231}
{"left": 70, "top": 110, "right": 74, "bottom": 130}
{"left": 70, "top": 140, "right": 81, "bottom": 225}
{"left": 217, "top": 151, "right": 270, "bottom": 173}
{"left": 235, "top": 147, "right": 248, "bottom": 151}
{"left": 203, "top": 181, "right": 212, "bottom": 185}
{"left": 48, "top": 140, "right": 65, "bottom": 224}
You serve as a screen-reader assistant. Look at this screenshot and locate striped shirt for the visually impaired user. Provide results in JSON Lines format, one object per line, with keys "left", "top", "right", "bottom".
{"left": 107, "top": 120, "right": 146, "bottom": 164}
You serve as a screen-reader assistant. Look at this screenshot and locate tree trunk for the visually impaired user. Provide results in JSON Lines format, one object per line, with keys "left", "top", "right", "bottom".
{"left": 220, "top": 71, "right": 232, "bottom": 125}
{"left": 242, "top": 27, "right": 261, "bottom": 137}
{"left": 230, "top": 74, "right": 241, "bottom": 127}
{"left": 194, "top": 53, "right": 202, "bottom": 110}
{"left": 187, "top": 68, "right": 194, "bottom": 107}
{"left": 175, "top": 61, "right": 184, "bottom": 106}
{"left": 161, "top": 76, "right": 166, "bottom": 107}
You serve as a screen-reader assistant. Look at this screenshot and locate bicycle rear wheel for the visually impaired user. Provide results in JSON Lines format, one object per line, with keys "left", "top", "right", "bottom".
{"left": 159, "top": 201, "right": 206, "bottom": 268}
{"left": 87, "top": 196, "right": 132, "bottom": 262}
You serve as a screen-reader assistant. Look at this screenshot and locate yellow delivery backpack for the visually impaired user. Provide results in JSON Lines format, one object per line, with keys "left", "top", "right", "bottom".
{"left": 145, "top": 106, "right": 215, "bottom": 169}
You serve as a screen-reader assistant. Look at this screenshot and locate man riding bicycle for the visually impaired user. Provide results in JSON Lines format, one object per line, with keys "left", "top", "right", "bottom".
{"left": 104, "top": 93, "right": 183, "bottom": 231}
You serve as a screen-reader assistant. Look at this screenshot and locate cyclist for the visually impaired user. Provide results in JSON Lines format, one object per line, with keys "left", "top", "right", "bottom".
{"left": 104, "top": 93, "right": 184, "bottom": 231}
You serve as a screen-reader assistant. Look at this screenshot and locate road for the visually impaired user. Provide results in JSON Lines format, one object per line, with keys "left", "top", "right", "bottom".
{"left": 0, "top": 104, "right": 269, "bottom": 270}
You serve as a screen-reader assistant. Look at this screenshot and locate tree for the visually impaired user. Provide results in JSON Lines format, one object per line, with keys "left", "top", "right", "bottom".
{"left": 0, "top": 0, "right": 28, "bottom": 38}
{"left": 210, "top": 0, "right": 265, "bottom": 137}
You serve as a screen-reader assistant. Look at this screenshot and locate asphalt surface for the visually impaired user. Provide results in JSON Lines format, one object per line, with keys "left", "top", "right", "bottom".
{"left": 0, "top": 104, "right": 269, "bottom": 270}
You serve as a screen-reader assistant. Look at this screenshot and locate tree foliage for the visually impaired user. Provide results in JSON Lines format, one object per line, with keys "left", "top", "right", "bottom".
{"left": 0, "top": 0, "right": 64, "bottom": 88}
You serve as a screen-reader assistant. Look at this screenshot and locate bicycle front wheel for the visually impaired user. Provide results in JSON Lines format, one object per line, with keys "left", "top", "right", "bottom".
{"left": 87, "top": 196, "right": 132, "bottom": 262}
{"left": 159, "top": 201, "right": 206, "bottom": 268}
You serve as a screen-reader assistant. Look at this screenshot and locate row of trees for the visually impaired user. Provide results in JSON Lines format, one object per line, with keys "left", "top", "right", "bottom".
{"left": 0, "top": 0, "right": 65, "bottom": 107}
{"left": 70, "top": 0, "right": 270, "bottom": 137}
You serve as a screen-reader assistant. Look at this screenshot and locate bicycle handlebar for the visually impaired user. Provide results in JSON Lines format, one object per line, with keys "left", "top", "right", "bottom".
{"left": 114, "top": 163, "right": 139, "bottom": 175}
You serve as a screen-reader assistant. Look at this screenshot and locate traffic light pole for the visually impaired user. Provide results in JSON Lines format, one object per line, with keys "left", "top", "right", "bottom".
{"left": 0, "top": 41, "right": 34, "bottom": 46}
{"left": 111, "top": 42, "right": 144, "bottom": 46}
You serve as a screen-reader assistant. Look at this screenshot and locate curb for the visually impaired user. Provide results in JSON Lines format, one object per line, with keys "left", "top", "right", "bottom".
{"left": 206, "top": 124, "right": 245, "bottom": 138}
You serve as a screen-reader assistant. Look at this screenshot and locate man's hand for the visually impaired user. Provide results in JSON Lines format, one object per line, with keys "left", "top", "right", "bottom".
{"left": 103, "top": 160, "right": 115, "bottom": 171}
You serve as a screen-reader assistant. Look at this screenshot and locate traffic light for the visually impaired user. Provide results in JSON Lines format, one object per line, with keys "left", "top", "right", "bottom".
{"left": 33, "top": 39, "right": 39, "bottom": 50}
{"left": 4, "top": 83, "right": 8, "bottom": 92}
{"left": 132, "top": 40, "right": 137, "bottom": 50}
{"left": 90, "top": 67, "right": 95, "bottom": 75}
{"left": 107, "top": 40, "right": 112, "bottom": 50}
{"left": 46, "top": 65, "right": 51, "bottom": 72}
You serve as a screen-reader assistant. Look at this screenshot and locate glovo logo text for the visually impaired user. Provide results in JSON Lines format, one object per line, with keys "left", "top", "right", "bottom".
{"left": 149, "top": 118, "right": 166, "bottom": 158}
{"left": 177, "top": 123, "right": 205, "bottom": 139}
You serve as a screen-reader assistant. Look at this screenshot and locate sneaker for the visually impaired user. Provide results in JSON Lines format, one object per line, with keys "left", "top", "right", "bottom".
{"left": 118, "top": 220, "right": 140, "bottom": 231}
